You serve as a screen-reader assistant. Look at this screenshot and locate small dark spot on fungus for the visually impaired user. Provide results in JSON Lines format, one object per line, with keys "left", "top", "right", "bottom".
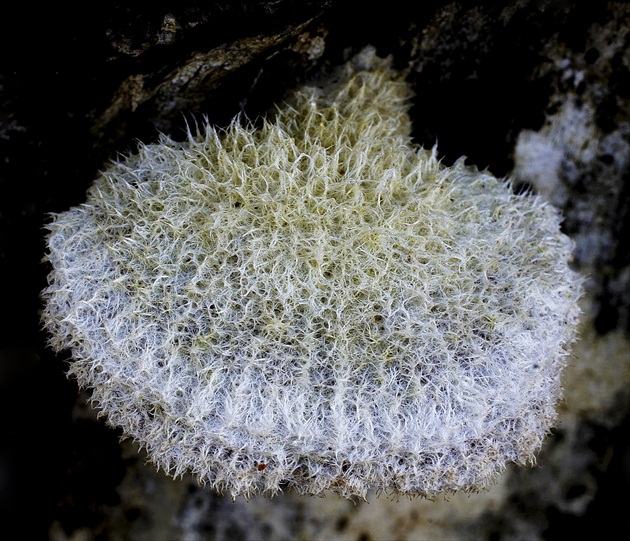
{"left": 584, "top": 47, "right": 600, "bottom": 65}
{"left": 257, "top": 463, "right": 267, "bottom": 471}
{"left": 336, "top": 516, "right": 349, "bottom": 532}
{"left": 598, "top": 153, "right": 614, "bottom": 165}
{"left": 566, "top": 484, "right": 587, "bottom": 500}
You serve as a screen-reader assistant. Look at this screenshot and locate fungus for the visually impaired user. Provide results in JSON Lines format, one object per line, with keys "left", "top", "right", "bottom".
{"left": 41, "top": 48, "right": 582, "bottom": 499}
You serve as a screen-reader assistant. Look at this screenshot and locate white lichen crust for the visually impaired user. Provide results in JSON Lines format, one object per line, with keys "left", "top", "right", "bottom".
{"left": 42, "top": 49, "right": 582, "bottom": 499}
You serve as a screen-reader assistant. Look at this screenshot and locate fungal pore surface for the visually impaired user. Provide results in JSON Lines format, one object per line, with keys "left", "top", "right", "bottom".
{"left": 42, "top": 48, "right": 582, "bottom": 499}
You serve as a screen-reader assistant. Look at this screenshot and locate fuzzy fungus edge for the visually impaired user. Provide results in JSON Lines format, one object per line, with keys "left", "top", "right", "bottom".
{"left": 41, "top": 47, "right": 583, "bottom": 500}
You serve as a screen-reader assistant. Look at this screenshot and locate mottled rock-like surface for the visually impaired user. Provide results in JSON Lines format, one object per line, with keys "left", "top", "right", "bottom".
{"left": 1, "top": 1, "right": 628, "bottom": 540}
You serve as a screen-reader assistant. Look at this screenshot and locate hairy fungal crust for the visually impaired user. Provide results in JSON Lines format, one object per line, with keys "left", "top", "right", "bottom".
{"left": 42, "top": 49, "right": 582, "bottom": 499}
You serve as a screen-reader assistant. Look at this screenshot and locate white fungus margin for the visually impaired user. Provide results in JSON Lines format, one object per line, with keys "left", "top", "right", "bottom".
{"left": 41, "top": 48, "right": 582, "bottom": 499}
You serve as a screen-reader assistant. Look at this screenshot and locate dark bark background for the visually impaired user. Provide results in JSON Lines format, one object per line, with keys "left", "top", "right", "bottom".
{"left": 1, "top": 1, "right": 628, "bottom": 540}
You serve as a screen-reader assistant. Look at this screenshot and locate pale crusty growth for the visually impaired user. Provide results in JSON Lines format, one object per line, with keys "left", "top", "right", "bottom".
{"left": 41, "top": 48, "right": 582, "bottom": 499}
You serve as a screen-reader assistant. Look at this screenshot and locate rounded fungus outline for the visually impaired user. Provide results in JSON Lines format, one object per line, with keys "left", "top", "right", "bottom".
{"left": 41, "top": 48, "right": 582, "bottom": 499}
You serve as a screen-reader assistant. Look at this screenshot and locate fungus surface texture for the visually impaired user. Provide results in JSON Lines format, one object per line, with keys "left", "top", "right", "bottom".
{"left": 42, "top": 49, "right": 582, "bottom": 499}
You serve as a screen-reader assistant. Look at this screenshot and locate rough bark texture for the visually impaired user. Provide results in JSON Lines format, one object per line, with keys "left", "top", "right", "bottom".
{"left": 1, "top": 1, "right": 628, "bottom": 539}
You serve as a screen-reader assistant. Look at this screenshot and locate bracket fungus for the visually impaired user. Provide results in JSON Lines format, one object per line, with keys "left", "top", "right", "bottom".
{"left": 41, "top": 48, "right": 582, "bottom": 499}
